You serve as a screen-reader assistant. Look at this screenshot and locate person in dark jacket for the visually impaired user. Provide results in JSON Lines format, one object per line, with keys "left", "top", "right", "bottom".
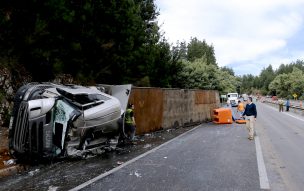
{"left": 286, "top": 98, "right": 290, "bottom": 111}
{"left": 242, "top": 97, "right": 257, "bottom": 140}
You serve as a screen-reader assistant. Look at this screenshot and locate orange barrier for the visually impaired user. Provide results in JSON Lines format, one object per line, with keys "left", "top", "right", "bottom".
{"left": 235, "top": 119, "right": 246, "bottom": 124}
{"left": 213, "top": 108, "right": 233, "bottom": 124}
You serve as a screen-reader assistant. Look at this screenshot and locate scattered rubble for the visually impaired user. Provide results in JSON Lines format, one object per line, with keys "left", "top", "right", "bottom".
{"left": 0, "top": 124, "right": 197, "bottom": 191}
{"left": 0, "top": 124, "right": 197, "bottom": 190}
{"left": 3, "top": 159, "right": 16, "bottom": 166}
{"left": 117, "top": 161, "right": 124, "bottom": 165}
{"left": 47, "top": 186, "right": 59, "bottom": 191}
{"left": 28, "top": 169, "right": 40, "bottom": 176}
{"left": 143, "top": 144, "right": 152, "bottom": 149}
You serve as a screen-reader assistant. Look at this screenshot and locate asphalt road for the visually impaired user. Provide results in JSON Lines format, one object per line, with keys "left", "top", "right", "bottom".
{"left": 71, "top": 102, "right": 304, "bottom": 191}
{"left": 72, "top": 123, "right": 261, "bottom": 191}
{"left": 2, "top": 101, "right": 304, "bottom": 191}
{"left": 256, "top": 102, "right": 304, "bottom": 191}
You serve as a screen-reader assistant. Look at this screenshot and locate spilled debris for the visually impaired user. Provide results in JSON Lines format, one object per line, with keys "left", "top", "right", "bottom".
{"left": 3, "top": 159, "right": 16, "bottom": 166}
{"left": 129, "top": 170, "right": 142, "bottom": 178}
{"left": 0, "top": 124, "right": 197, "bottom": 190}
{"left": 28, "top": 169, "right": 40, "bottom": 176}
{"left": 143, "top": 144, "right": 152, "bottom": 149}
{"left": 47, "top": 186, "right": 59, "bottom": 191}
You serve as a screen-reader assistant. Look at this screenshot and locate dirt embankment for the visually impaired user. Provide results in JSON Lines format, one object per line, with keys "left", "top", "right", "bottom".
{"left": 0, "top": 127, "right": 25, "bottom": 177}
{"left": 0, "top": 127, "right": 9, "bottom": 153}
{"left": 0, "top": 128, "right": 11, "bottom": 170}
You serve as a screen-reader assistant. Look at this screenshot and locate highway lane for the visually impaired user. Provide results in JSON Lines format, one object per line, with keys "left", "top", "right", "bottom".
{"left": 3, "top": 100, "right": 304, "bottom": 191}
{"left": 71, "top": 123, "right": 261, "bottom": 191}
{"left": 256, "top": 102, "right": 304, "bottom": 191}
{"left": 66, "top": 101, "right": 304, "bottom": 191}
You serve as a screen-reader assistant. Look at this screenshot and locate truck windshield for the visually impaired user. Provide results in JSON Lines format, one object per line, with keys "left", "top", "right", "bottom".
{"left": 228, "top": 94, "right": 238, "bottom": 97}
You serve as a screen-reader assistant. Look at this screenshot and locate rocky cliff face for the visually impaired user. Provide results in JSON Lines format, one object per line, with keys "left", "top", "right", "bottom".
{"left": 0, "top": 66, "right": 31, "bottom": 127}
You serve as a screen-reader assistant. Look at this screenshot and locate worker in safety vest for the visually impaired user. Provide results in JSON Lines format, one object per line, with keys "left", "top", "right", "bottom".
{"left": 237, "top": 100, "right": 245, "bottom": 118}
{"left": 125, "top": 103, "right": 136, "bottom": 141}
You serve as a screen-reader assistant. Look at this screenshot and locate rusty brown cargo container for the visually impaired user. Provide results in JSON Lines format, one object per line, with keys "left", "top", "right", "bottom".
{"left": 129, "top": 87, "right": 220, "bottom": 135}
{"left": 162, "top": 89, "right": 219, "bottom": 129}
{"left": 128, "top": 87, "right": 164, "bottom": 135}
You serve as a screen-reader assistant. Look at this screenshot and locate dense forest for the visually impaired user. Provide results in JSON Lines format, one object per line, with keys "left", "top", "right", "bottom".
{"left": 0, "top": 0, "right": 303, "bottom": 98}
{"left": 240, "top": 60, "right": 304, "bottom": 99}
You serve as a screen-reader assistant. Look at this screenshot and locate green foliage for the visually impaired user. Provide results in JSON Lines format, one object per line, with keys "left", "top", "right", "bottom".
{"left": 239, "top": 65, "right": 276, "bottom": 95}
{"left": 187, "top": 37, "right": 217, "bottom": 65}
{"left": 135, "top": 76, "right": 151, "bottom": 87}
{"left": 0, "top": 0, "right": 164, "bottom": 85}
{"left": 173, "top": 41, "right": 187, "bottom": 61}
{"left": 220, "top": 66, "right": 235, "bottom": 76}
{"left": 259, "top": 65, "right": 275, "bottom": 93}
{"left": 240, "top": 74, "right": 255, "bottom": 94}
{"left": 0, "top": 1, "right": 242, "bottom": 92}
{"left": 276, "top": 60, "right": 304, "bottom": 75}
{"left": 216, "top": 70, "right": 238, "bottom": 94}
{"left": 178, "top": 58, "right": 213, "bottom": 89}
{"left": 268, "top": 73, "right": 290, "bottom": 97}
{"left": 176, "top": 57, "right": 236, "bottom": 91}
{"left": 240, "top": 61, "right": 304, "bottom": 97}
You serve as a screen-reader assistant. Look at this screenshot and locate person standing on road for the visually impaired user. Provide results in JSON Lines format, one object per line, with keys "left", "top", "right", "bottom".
{"left": 242, "top": 97, "right": 257, "bottom": 140}
{"left": 226, "top": 99, "right": 231, "bottom": 107}
{"left": 286, "top": 98, "right": 290, "bottom": 112}
{"left": 278, "top": 98, "right": 284, "bottom": 112}
{"left": 225, "top": 100, "right": 236, "bottom": 121}
{"left": 237, "top": 100, "right": 245, "bottom": 118}
{"left": 125, "top": 103, "right": 136, "bottom": 142}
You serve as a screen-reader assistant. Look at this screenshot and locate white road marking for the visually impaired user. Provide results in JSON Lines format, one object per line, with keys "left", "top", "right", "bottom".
{"left": 255, "top": 136, "right": 270, "bottom": 190}
{"left": 264, "top": 103, "right": 304, "bottom": 122}
{"left": 284, "top": 112, "right": 304, "bottom": 122}
{"left": 70, "top": 113, "right": 275, "bottom": 191}
{"left": 69, "top": 125, "right": 200, "bottom": 191}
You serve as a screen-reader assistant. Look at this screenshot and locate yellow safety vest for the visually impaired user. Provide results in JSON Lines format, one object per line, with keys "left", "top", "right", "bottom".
{"left": 125, "top": 108, "right": 133, "bottom": 124}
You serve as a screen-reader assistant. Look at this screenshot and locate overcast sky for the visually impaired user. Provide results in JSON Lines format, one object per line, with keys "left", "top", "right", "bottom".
{"left": 155, "top": 0, "right": 304, "bottom": 76}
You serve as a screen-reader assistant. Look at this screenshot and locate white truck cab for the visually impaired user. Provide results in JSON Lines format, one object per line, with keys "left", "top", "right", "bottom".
{"left": 227, "top": 93, "right": 239, "bottom": 107}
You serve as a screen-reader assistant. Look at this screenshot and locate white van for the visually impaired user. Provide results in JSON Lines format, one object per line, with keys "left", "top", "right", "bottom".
{"left": 227, "top": 93, "right": 239, "bottom": 107}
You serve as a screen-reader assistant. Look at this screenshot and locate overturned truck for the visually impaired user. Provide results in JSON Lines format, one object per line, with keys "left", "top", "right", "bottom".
{"left": 9, "top": 82, "right": 132, "bottom": 161}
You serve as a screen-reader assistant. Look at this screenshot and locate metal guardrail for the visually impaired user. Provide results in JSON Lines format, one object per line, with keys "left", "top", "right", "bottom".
{"left": 261, "top": 99, "right": 304, "bottom": 111}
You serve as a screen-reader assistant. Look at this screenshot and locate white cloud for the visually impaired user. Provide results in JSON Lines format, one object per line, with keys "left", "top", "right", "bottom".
{"left": 156, "top": 0, "right": 304, "bottom": 75}
{"left": 214, "top": 38, "right": 286, "bottom": 66}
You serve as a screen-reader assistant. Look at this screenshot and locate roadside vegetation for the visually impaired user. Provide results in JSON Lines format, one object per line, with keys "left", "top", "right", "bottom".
{"left": 240, "top": 60, "right": 304, "bottom": 99}
{"left": 0, "top": 0, "right": 303, "bottom": 98}
{"left": 0, "top": 0, "right": 237, "bottom": 93}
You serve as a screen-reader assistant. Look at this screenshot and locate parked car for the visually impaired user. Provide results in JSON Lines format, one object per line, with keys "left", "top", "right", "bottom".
{"left": 9, "top": 82, "right": 131, "bottom": 161}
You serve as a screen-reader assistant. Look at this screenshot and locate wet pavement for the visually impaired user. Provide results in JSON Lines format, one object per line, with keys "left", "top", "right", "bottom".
{"left": 75, "top": 123, "right": 260, "bottom": 191}
{"left": 0, "top": 125, "right": 198, "bottom": 191}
